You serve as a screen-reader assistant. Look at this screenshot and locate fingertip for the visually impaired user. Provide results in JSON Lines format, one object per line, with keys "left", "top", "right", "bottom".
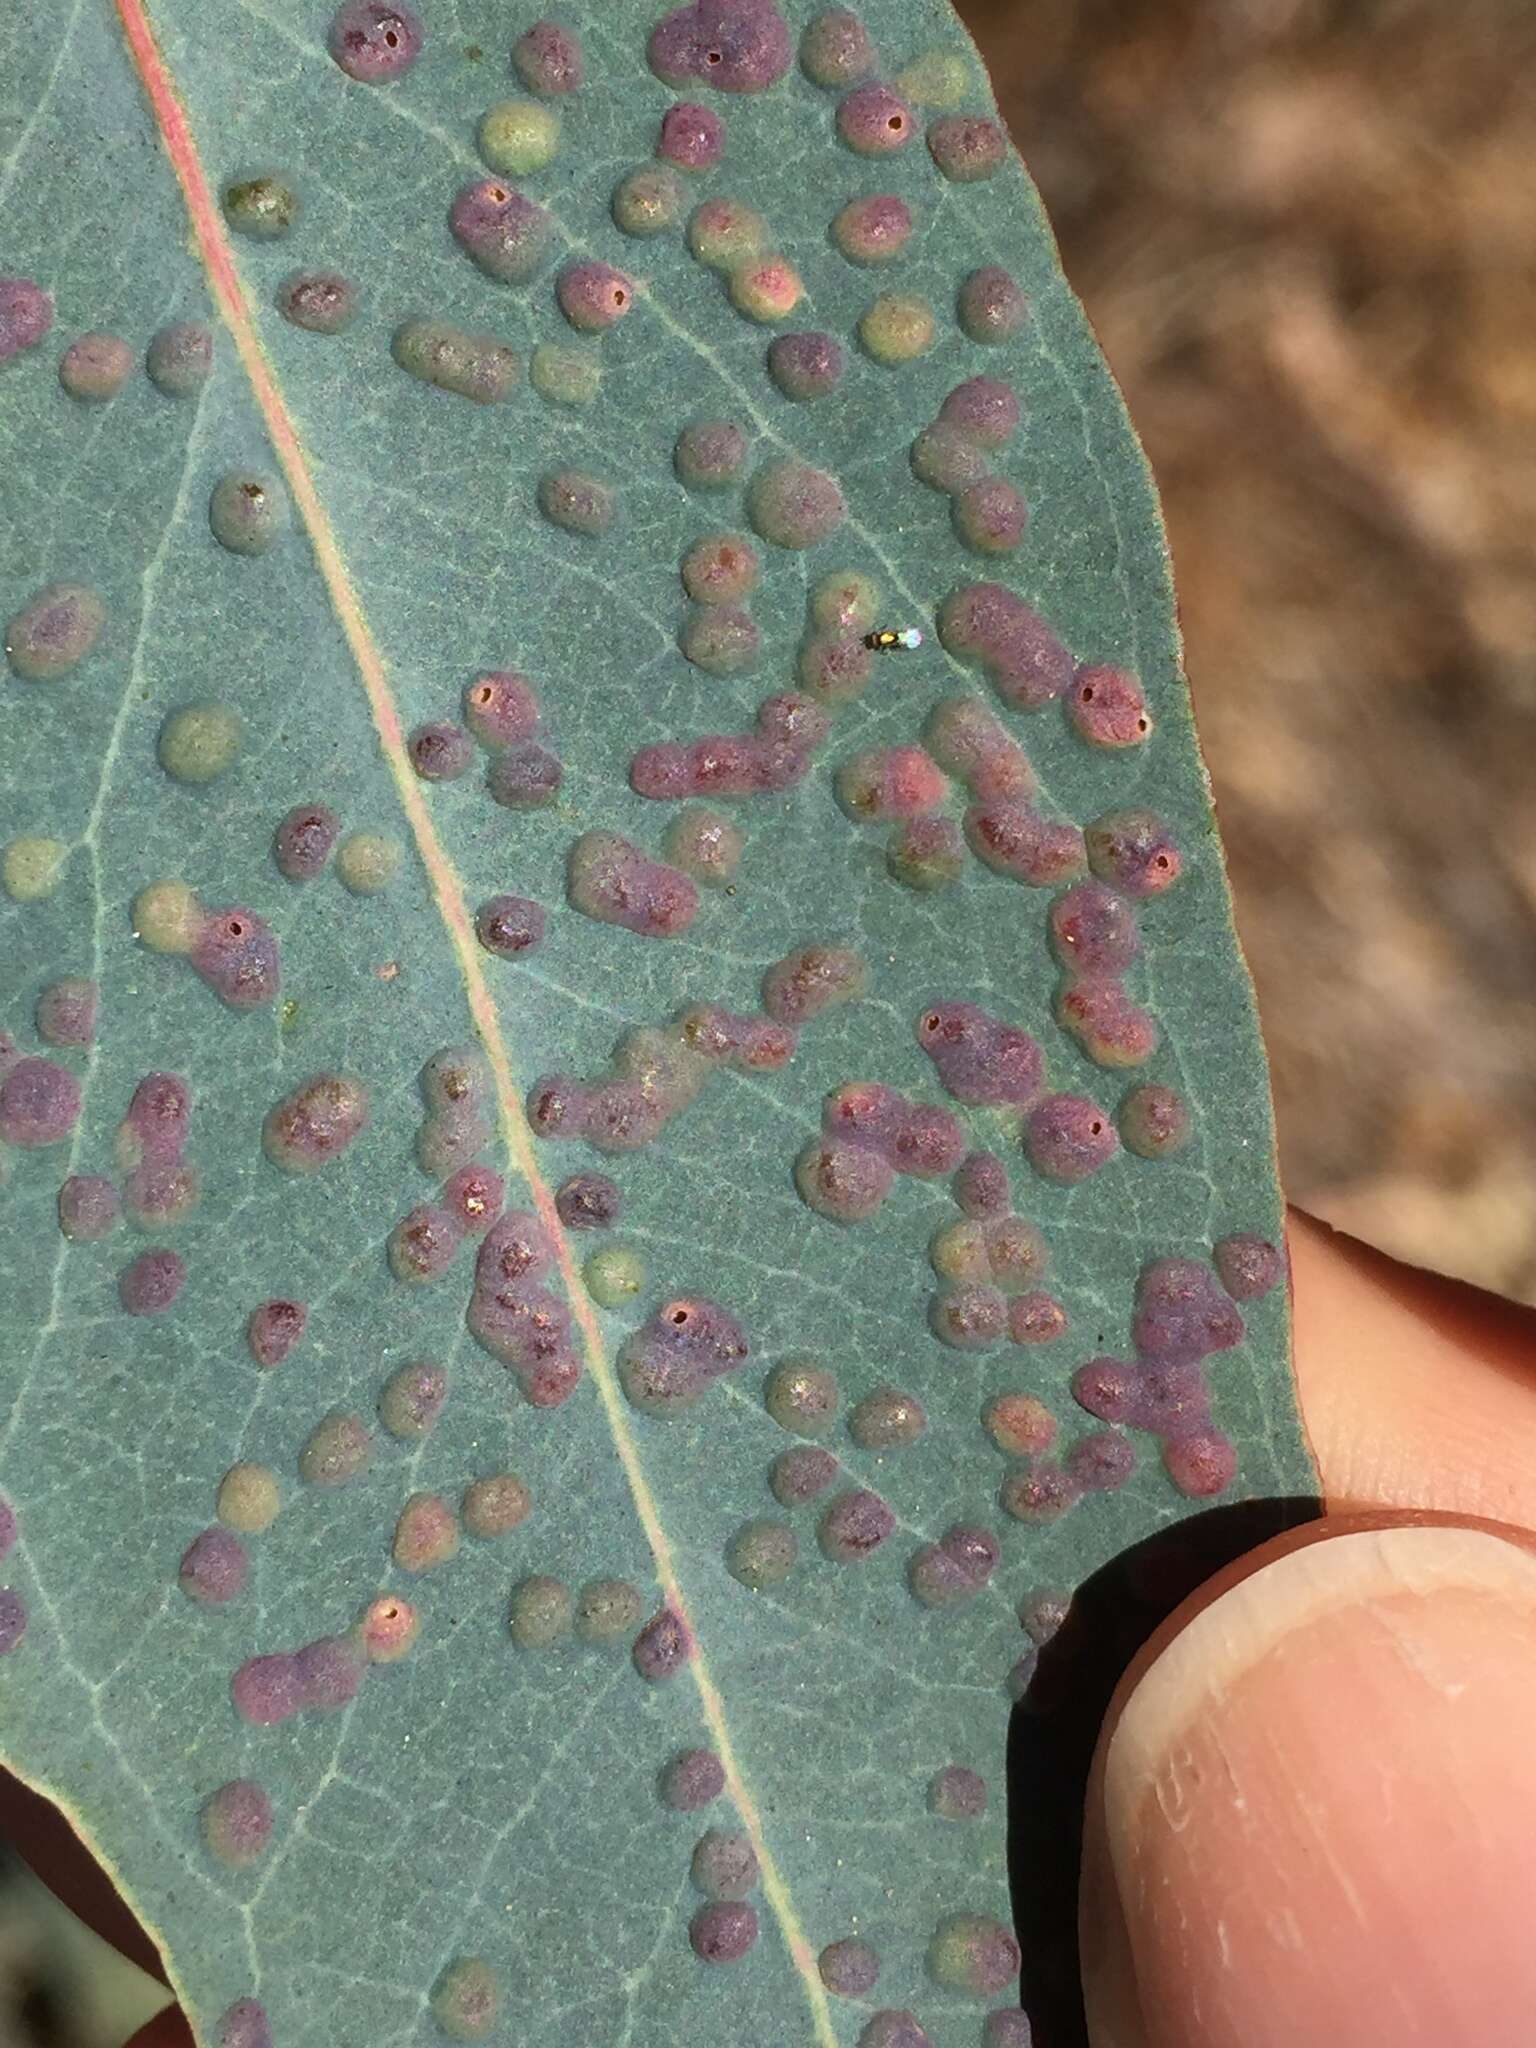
{"left": 1288, "top": 1209, "right": 1536, "bottom": 1522}
{"left": 1082, "top": 1519, "right": 1536, "bottom": 2048}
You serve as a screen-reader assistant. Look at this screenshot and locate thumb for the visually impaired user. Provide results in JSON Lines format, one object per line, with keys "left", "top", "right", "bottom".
{"left": 1080, "top": 1518, "right": 1536, "bottom": 2048}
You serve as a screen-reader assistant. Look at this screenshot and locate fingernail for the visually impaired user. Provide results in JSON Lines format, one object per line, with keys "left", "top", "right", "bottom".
{"left": 1092, "top": 1524, "right": 1536, "bottom": 2048}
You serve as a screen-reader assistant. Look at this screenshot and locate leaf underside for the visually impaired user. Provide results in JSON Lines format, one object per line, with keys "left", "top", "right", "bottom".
{"left": 0, "top": 4, "right": 1315, "bottom": 2046}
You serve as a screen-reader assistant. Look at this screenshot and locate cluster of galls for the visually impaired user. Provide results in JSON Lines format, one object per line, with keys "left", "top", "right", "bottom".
{"left": 796, "top": 1080, "right": 969, "bottom": 1225}
{"left": 528, "top": 943, "right": 864, "bottom": 1155}
{"left": 465, "top": 1208, "right": 582, "bottom": 1407}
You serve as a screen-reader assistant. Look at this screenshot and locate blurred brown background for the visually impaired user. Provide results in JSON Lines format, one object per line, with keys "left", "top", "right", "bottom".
{"left": 959, "top": 0, "right": 1536, "bottom": 1304}
{"left": 4, "top": 4, "right": 1535, "bottom": 2044}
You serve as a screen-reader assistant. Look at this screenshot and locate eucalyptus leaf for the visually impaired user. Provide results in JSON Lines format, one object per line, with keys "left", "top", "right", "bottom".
{"left": 0, "top": 3, "right": 1315, "bottom": 2045}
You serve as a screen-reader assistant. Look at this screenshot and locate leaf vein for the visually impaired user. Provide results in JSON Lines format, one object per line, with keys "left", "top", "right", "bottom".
{"left": 115, "top": 6, "right": 837, "bottom": 2037}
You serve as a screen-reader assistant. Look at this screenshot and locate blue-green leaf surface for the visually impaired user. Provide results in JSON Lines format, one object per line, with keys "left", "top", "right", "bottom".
{"left": 0, "top": 3, "right": 1316, "bottom": 2044}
